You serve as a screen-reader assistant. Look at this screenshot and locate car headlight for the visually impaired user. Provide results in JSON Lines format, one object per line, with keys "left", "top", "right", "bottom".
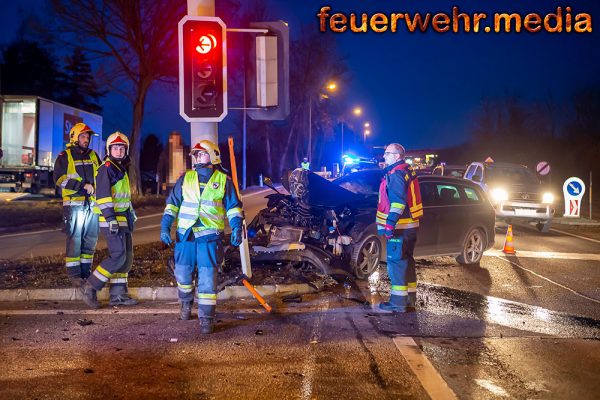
{"left": 490, "top": 187, "right": 508, "bottom": 202}
{"left": 542, "top": 192, "right": 554, "bottom": 204}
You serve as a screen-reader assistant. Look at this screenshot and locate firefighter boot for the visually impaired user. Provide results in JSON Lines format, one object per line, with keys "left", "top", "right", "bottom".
{"left": 378, "top": 294, "right": 409, "bottom": 313}
{"left": 199, "top": 317, "right": 214, "bottom": 334}
{"left": 82, "top": 282, "right": 100, "bottom": 309}
{"left": 109, "top": 293, "right": 139, "bottom": 306}
{"left": 180, "top": 301, "right": 193, "bottom": 320}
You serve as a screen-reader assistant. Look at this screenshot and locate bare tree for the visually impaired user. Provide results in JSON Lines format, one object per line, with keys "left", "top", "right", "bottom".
{"left": 49, "top": 0, "right": 186, "bottom": 194}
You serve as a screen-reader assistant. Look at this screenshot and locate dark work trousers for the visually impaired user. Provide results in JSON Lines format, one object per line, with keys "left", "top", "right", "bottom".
{"left": 386, "top": 228, "right": 418, "bottom": 307}
{"left": 174, "top": 232, "right": 223, "bottom": 319}
{"left": 88, "top": 228, "right": 133, "bottom": 296}
{"left": 63, "top": 205, "right": 99, "bottom": 280}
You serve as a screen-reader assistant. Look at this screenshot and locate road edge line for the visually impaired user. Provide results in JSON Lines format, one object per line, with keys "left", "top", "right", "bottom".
{"left": 492, "top": 255, "right": 600, "bottom": 304}
{"left": 393, "top": 336, "right": 459, "bottom": 400}
{"left": 549, "top": 228, "right": 600, "bottom": 244}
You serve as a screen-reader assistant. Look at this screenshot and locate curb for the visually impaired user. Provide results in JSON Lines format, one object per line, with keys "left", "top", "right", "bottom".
{"left": 0, "top": 282, "right": 321, "bottom": 302}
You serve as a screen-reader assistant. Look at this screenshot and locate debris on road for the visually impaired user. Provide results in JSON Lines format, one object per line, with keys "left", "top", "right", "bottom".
{"left": 282, "top": 294, "right": 302, "bottom": 303}
{"left": 169, "top": 338, "right": 178, "bottom": 343}
{"left": 76, "top": 319, "right": 93, "bottom": 326}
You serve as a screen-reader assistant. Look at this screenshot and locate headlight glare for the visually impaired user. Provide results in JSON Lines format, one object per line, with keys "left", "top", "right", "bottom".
{"left": 542, "top": 192, "right": 554, "bottom": 204}
{"left": 491, "top": 187, "right": 508, "bottom": 202}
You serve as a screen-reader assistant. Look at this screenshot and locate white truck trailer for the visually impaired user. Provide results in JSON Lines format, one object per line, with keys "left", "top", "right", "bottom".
{"left": 0, "top": 96, "right": 103, "bottom": 193}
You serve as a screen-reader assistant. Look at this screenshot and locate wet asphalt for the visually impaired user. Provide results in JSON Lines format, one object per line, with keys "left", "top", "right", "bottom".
{"left": 1, "top": 212, "right": 600, "bottom": 398}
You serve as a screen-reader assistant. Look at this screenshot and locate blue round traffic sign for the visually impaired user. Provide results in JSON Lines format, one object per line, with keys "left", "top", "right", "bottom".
{"left": 566, "top": 180, "right": 583, "bottom": 197}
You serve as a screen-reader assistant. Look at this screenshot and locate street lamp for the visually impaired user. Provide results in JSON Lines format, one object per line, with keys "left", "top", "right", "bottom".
{"left": 340, "top": 106, "right": 363, "bottom": 161}
{"left": 363, "top": 129, "right": 371, "bottom": 144}
{"left": 308, "top": 81, "right": 338, "bottom": 165}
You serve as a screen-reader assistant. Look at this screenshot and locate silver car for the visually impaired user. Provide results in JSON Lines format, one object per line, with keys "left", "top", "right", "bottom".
{"left": 463, "top": 161, "right": 555, "bottom": 232}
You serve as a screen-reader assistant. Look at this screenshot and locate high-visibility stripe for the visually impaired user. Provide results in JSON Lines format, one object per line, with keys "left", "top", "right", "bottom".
{"left": 81, "top": 254, "right": 94, "bottom": 259}
{"left": 227, "top": 207, "right": 243, "bottom": 219}
{"left": 65, "top": 261, "right": 81, "bottom": 267}
{"left": 95, "top": 266, "right": 112, "bottom": 278}
{"left": 109, "top": 278, "right": 127, "bottom": 284}
{"left": 65, "top": 257, "right": 80, "bottom": 262}
{"left": 96, "top": 197, "right": 113, "bottom": 205}
{"left": 407, "top": 282, "right": 417, "bottom": 292}
{"left": 177, "top": 283, "right": 194, "bottom": 293}
{"left": 197, "top": 293, "right": 217, "bottom": 299}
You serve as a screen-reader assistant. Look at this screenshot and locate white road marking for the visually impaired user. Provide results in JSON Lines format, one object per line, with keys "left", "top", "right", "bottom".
{"left": 486, "top": 249, "right": 600, "bottom": 261}
{"left": 492, "top": 255, "right": 600, "bottom": 305}
{"left": 0, "top": 228, "right": 61, "bottom": 238}
{"left": 549, "top": 228, "right": 600, "bottom": 244}
{"left": 474, "top": 379, "right": 510, "bottom": 397}
{"left": 393, "top": 336, "right": 459, "bottom": 400}
{"left": 134, "top": 223, "right": 162, "bottom": 231}
{"left": 300, "top": 300, "right": 329, "bottom": 400}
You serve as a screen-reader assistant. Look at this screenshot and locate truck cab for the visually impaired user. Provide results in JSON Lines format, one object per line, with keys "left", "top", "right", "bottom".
{"left": 463, "top": 161, "right": 555, "bottom": 232}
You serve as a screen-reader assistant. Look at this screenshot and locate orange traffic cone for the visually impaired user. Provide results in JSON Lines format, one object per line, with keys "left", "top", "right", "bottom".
{"left": 503, "top": 225, "right": 516, "bottom": 254}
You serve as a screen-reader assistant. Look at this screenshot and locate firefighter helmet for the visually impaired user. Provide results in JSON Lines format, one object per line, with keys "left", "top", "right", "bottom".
{"left": 190, "top": 140, "right": 221, "bottom": 164}
{"left": 106, "top": 131, "right": 130, "bottom": 155}
{"left": 69, "top": 122, "right": 97, "bottom": 146}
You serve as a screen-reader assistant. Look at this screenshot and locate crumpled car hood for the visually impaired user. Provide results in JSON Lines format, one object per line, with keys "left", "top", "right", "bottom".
{"left": 286, "top": 168, "right": 368, "bottom": 208}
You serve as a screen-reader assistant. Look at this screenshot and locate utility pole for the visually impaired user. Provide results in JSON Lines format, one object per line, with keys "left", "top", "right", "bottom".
{"left": 308, "top": 95, "right": 312, "bottom": 164}
{"left": 187, "top": 0, "right": 218, "bottom": 146}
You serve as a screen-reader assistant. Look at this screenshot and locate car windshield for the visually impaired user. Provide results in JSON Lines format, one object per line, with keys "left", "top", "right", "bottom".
{"left": 486, "top": 165, "right": 538, "bottom": 184}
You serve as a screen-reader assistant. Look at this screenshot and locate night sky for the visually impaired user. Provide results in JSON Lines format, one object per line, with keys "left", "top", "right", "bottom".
{"left": 1, "top": 0, "right": 599, "bottom": 151}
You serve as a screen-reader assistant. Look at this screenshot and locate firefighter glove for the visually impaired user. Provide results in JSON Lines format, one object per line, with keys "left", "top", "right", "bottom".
{"left": 384, "top": 224, "right": 394, "bottom": 240}
{"left": 160, "top": 231, "right": 172, "bottom": 246}
{"left": 109, "top": 220, "right": 119, "bottom": 235}
{"left": 231, "top": 227, "right": 243, "bottom": 247}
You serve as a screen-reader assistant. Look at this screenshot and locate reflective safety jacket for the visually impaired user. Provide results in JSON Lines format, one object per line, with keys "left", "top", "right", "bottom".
{"left": 161, "top": 166, "right": 243, "bottom": 239}
{"left": 93, "top": 158, "right": 133, "bottom": 231}
{"left": 53, "top": 146, "right": 100, "bottom": 207}
{"left": 376, "top": 162, "right": 423, "bottom": 231}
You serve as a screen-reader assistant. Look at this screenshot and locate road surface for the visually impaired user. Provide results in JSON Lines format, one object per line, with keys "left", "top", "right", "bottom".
{"left": 1, "top": 222, "right": 600, "bottom": 399}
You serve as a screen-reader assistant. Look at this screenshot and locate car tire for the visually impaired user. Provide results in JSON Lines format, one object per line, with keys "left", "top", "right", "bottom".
{"left": 350, "top": 234, "right": 382, "bottom": 280}
{"left": 456, "top": 228, "right": 486, "bottom": 266}
{"left": 536, "top": 220, "right": 551, "bottom": 233}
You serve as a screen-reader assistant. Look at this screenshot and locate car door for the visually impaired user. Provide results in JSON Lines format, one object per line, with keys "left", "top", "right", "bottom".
{"left": 434, "top": 181, "right": 470, "bottom": 254}
{"left": 414, "top": 181, "right": 439, "bottom": 257}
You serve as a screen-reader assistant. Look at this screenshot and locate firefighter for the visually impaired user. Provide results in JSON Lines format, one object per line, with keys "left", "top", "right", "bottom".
{"left": 376, "top": 143, "right": 423, "bottom": 312}
{"left": 301, "top": 157, "right": 310, "bottom": 170}
{"left": 53, "top": 122, "right": 101, "bottom": 288}
{"left": 160, "top": 140, "right": 243, "bottom": 334}
{"left": 81, "top": 131, "right": 138, "bottom": 308}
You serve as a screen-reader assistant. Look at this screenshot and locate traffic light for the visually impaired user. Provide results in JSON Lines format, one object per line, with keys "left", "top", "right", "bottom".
{"left": 245, "top": 21, "right": 289, "bottom": 121}
{"left": 178, "top": 16, "right": 227, "bottom": 122}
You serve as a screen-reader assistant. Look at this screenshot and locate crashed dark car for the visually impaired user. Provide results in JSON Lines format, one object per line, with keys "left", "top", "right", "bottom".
{"left": 236, "top": 168, "right": 495, "bottom": 279}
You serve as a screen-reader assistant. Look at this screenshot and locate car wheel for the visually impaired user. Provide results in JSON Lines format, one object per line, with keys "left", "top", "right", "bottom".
{"left": 456, "top": 228, "right": 486, "bottom": 265}
{"left": 350, "top": 234, "right": 382, "bottom": 280}
{"left": 536, "top": 220, "right": 551, "bottom": 233}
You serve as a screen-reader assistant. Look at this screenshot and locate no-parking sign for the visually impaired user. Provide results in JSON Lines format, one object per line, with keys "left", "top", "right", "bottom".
{"left": 563, "top": 177, "right": 585, "bottom": 217}
{"left": 536, "top": 161, "right": 551, "bottom": 176}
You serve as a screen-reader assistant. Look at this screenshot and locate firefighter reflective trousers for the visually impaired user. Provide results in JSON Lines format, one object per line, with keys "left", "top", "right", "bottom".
{"left": 88, "top": 228, "right": 133, "bottom": 296}
{"left": 386, "top": 228, "right": 418, "bottom": 307}
{"left": 174, "top": 233, "right": 223, "bottom": 319}
{"left": 63, "top": 205, "right": 98, "bottom": 280}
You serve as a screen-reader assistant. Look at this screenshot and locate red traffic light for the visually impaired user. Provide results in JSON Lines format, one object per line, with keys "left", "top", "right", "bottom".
{"left": 195, "top": 34, "right": 217, "bottom": 55}
{"left": 178, "top": 16, "right": 227, "bottom": 122}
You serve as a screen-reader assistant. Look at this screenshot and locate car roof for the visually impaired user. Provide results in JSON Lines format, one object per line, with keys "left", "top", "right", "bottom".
{"left": 344, "top": 169, "right": 476, "bottom": 185}
{"left": 478, "top": 161, "right": 529, "bottom": 169}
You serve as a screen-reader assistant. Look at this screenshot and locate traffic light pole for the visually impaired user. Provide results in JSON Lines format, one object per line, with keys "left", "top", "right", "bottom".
{"left": 188, "top": 0, "right": 218, "bottom": 146}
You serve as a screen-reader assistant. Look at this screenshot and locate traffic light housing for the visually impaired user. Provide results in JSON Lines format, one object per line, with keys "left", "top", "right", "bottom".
{"left": 178, "top": 16, "right": 227, "bottom": 122}
{"left": 245, "top": 21, "right": 289, "bottom": 121}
